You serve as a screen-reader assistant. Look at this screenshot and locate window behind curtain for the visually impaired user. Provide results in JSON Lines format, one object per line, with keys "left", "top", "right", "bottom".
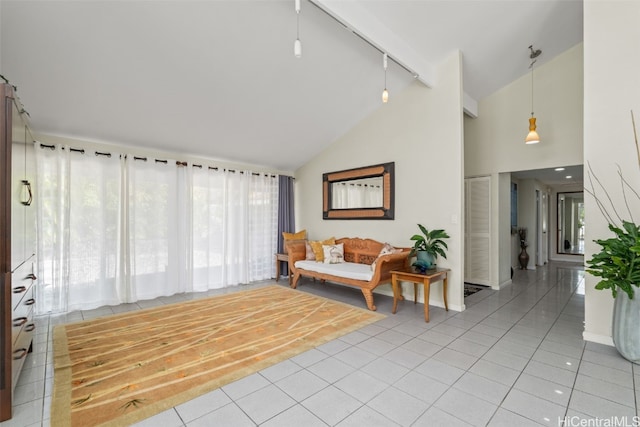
{"left": 36, "top": 147, "right": 279, "bottom": 314}
{"left": 36, "top": 147, "right": 121, "bottom": 313}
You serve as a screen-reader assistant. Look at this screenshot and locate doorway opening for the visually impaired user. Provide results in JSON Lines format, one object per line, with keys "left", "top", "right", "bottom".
{"left": 557, "top": 191, "right": 585, "bottom": 255}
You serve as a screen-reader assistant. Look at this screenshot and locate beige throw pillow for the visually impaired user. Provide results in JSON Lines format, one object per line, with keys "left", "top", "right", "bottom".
{"left": 309, "top": 237, "right": 336, "bottom": 262}
{"left": 323, "top": 243, "right": 344, "bottom": 264}
{"left": 305, "top": 241, "right": 316, "bottom": 260}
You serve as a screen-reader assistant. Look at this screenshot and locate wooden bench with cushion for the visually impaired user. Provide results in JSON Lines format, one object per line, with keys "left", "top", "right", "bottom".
{"left": 285, "top": 237, "right": 410, "bottom": 311}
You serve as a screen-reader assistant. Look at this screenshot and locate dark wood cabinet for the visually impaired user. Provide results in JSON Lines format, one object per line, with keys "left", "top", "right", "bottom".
{"left": 0, "top": 83, "right": 37, "bottom": 421}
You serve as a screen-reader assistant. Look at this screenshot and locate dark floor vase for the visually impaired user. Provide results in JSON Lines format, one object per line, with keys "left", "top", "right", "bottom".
{"left": 612, "top": 285, "right": 640, "bottom": 364}
{"left": 518, "top": 247, "right": 529, "bottom": 270}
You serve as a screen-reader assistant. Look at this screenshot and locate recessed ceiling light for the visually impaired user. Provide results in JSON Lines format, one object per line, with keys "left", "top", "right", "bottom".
{"left": 566, "top": 175, "right": 572, "bottom": 179}
{"left": 555, "top": 167, "right": 565, "bottom": 171}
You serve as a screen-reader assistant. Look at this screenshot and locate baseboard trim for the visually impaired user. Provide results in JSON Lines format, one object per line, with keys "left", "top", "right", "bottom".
{"left": 374, "top": 287, "right": 463, "bottom": 312}
{"left": 497, "top": 279, "right": 512, "bottom": 289}
{"left": 582, "top": 331, "right": 614, "bottom": 346}
{"left": 448, "top": 303, "right": 464, "bottom": 312}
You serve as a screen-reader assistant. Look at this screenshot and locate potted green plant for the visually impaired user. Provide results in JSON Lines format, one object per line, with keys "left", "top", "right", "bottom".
{"left": 585, "top": 111, "right": 640, "bottom": 363}
{"left": 409, "top": 224, "right": 449, "bottom": 271}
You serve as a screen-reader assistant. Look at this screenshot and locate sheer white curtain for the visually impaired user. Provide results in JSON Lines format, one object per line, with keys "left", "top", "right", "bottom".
{"left": 36, "top": 145, "right": 71, "bottom": 314}
{"left": 248, "top": 172, "right": 279, "bottom": 281}
{"left": 347, "top": 183, "right": 364, "bottom": 208}
{"left": 36, "top": 145, "right": 122, "bottom": 313}
{"left": 124, "top": 158, "right": 181, "bottom": 301}
{"left": 364, "top": 184, "right": 383, "bottom": 207}
{"left": 191, "top": 167, "right": 277, "bottom": 290}
{"left": 332, "top": 182, "right": 348, "bottom": 209}
{"left": 35, "top": 147, "right": 279, "bottom": 314}
{"left": 332, "top": 182, "right": 383, "bottom": 209}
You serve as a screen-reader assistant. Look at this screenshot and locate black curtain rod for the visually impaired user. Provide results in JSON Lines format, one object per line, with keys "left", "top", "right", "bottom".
{"left": 39, "top": 144, "right": 85, "bottom": 155}
{"left": 37, "top": 143, "right": 278, "bottom": 178}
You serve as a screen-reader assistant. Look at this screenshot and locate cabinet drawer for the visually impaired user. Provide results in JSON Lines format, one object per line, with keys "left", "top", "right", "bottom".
{"left": 12, "top": 286, "right": 35, "bottom": 346}
{"left": 11, "top": 265, "right": 35, "bottom": 311}
{"left": 11, "top": 315, "right": 35, "bottom": 392}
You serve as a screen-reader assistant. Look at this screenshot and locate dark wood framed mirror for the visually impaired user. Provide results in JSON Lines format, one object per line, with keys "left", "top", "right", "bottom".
{"left": 557, "top": 191, "right": 584, "bottom": 255}
{"left": 323, "top": 162, "right": 394, "bottom": 220}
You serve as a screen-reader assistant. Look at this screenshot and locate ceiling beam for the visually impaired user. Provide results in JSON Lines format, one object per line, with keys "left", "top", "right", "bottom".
{"left": 463, "top": 93, "right": 478, "bottom": 118}
{"left": 311, "top": 0, "right": 479, "bottom": 118}
{"left": 312, "top": 0, "right": 434, "bottom": 86}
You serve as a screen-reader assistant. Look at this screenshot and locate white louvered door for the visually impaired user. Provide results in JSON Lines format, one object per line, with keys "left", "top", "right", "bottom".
{"left": 464, "top": 176, "right": 491, "bottom": 285}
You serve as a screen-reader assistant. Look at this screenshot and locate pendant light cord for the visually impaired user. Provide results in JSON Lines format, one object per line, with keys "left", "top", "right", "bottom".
{"left": 383, "top": 53, "right": 388, "bottom": 88}
{"left": 530, "top": 65, "right": 534, "bottom": 116}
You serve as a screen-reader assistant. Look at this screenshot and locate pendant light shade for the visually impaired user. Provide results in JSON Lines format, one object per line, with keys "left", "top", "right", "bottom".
{"left": 525, "top": 116, "right": 540, "bottom": 144}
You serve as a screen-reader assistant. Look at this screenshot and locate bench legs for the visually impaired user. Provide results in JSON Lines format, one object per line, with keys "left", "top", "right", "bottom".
{"left": 290, "top": 272, "right": 377, "bottom": 312}
{"left": 290, "top": 271, "right": 301, "bottom": 289}
{"left": 361, "top": 289, "right": 377, "bottom": 311}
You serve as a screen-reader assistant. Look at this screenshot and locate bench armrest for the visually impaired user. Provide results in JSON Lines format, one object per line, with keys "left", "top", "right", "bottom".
{"left": 284, "top": 240, "right": 307, "bottom": 272}
{"left": 371, "top": 249, "right": 410, "bottom": 282}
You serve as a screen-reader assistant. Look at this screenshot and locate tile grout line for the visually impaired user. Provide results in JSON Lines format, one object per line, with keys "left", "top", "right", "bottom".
{"left": 483, "top": 270, "right": 586, "bottom": 425}
{"left": 433, "top": 268, "right": 583, "bottom": 425}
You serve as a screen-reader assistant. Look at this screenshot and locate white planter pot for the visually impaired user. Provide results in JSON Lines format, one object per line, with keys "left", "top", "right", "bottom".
{"left": 612, "top": 285, "right": 640, "bottom": 364}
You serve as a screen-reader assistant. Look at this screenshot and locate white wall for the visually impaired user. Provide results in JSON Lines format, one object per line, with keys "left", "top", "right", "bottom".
{"left": 497, "top": 173, "right": 512, "bottom": 286}
{"left": 465, "top": 43, "right": 583, "bottom": 287}
{"left": 583, "top": 1, "right": 640, "bottom": 345}
{"left": 518, "top": 179, "right": 537, "bottom": 269}
{"left": 465, "top": 43, "right": 584, "bottom": 176}
{"left": 295, "top": 51, "right": 465, "bottom": 311}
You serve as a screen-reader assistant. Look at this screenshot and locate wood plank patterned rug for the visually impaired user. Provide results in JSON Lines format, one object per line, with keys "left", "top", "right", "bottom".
{"left": 51, "top": 285, "right": 384, "bottom": 427}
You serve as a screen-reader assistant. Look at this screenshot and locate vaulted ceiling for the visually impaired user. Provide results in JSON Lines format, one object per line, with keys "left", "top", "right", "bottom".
{"left": 0, "top": 0, "right": 583, "bottom": 172}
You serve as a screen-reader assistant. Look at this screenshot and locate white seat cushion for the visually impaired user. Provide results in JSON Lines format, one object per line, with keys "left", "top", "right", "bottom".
{"left": 294, "top": 260, "right": 374, "bottom": 282}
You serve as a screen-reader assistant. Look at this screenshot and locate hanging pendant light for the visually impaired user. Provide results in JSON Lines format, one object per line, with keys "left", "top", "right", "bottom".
{"left": 294, "top": 0, "right": 302, "bottom": 58}
{"left": 525, "top": 45, "right": 541, "bottom": 144}
{"left": 382, "top": 53, "right": 389, "bottom": 103}
{"left": 525, "top": 116, "right": 540, "bottom": 144}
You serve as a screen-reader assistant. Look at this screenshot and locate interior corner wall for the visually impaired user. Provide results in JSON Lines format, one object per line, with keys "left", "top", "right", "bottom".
{"left": 583, "top": 1, "right": 640, "bottom": 345}
{"left": 517, "top": 179, "right": 539, "bottom": 270}
{"left": 294, "top": 50, "right": 465, "bottom": 312}
{"left": 497, "top": 173, "right": 512, "bottom": 286}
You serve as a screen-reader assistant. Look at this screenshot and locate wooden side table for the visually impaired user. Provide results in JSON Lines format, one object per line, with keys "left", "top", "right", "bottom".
{"left": 275, "top": 253, "right": 291, "bottom": 285}
{"left": 391, "top": 267, "right": 449, "bottom": 322}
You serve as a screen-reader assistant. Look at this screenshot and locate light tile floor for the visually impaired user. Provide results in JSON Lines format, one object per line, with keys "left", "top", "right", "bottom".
{"left": 3, "top": 262, "right": 639, "bottom": 426}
